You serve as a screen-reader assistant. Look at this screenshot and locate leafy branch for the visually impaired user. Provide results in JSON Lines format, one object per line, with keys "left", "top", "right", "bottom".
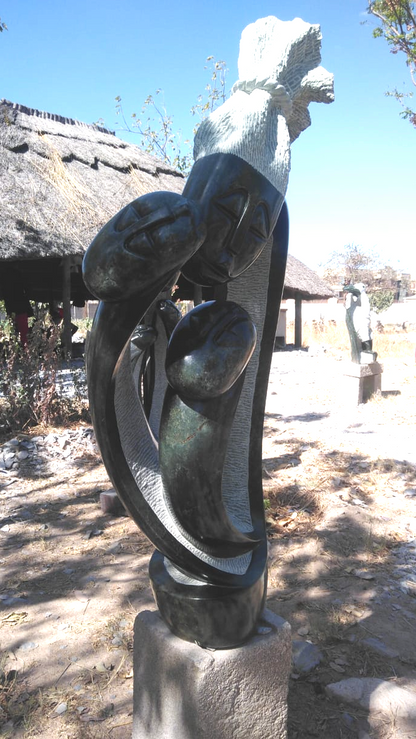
{"left": 366, "top": 1, "right": 416, "bottom": 125}
{"left": 113, "top": 56, "right": 228, "bottom": 176}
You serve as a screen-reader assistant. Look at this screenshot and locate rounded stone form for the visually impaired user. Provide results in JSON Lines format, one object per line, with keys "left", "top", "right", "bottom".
{"left": 149, "top": 549, "right": 267, "bottom": 649}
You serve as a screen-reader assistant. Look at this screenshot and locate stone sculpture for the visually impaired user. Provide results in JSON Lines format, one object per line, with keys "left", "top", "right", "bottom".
{"left": 345, "top": 283, "right": 377, "bottom": 363}
{"left": 83, "top": 16, "right": 333, "bottom": 648}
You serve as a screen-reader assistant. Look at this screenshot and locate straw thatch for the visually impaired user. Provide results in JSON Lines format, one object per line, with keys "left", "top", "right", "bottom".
{"left": 0, "top": 99, "right": 184, "bottom": 263}
{"left": 0, "top": 99, "right": 332, "bottom": 305}
{"left": 283, "top": 254, "right": 334, "bottom": 300}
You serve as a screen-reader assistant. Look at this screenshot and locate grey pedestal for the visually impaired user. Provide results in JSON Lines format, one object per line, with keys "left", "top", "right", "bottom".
{"left": 132, "top": 608, "right": 291, "bottom": 739}
{"left": 342, "top": 361, "right": 383, "bottom": 404}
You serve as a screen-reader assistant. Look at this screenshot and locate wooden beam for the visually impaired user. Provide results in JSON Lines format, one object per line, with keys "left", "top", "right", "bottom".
{"left": 62, "top": 256, "right": 72, "bottom": 357}
{"left": 294, "top": 294, "right": 302, "bottom": 348}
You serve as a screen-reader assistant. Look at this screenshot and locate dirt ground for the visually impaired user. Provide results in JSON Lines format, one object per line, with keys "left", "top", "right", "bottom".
{"left": 1, "top": 347, "right": 416, "bottom": 738}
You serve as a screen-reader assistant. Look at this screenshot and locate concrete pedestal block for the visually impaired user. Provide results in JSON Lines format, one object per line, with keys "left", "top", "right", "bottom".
{"left": 342, "top": 362, "right": 383, "bottom": 405}
{"left": 132, "top": 608, "right": 291, "bottom": 739}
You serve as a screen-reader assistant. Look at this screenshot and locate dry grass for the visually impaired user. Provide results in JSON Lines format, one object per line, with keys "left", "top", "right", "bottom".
{"left": 294, "top": 319, "right": 416, "bottom": 362}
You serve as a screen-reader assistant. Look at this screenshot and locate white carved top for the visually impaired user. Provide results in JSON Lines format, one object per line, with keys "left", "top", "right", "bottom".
{"left": 194, "top": 16, "right": 334, "bottom": 195}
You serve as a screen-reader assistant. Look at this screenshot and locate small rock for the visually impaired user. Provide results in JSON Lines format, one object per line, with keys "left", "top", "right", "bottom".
{"left": 16, "top": 450, "right": 29, "bottom": 461}
{"left": 256, "top": 625, "right": 272, "bottom": 635}
{"left": 404, "top": 488, "right": 416, "bottom": 498}
{"left": 95, "top": 662, "right": 109, "bottom": 673}
{"left": 55, "top": 702, "right": 67, "bottom": 715}
{"left": 362, "top": 637, "right": 399, "bottom": 659}
{"left": 106, "top": 541, "right": 123, "bottom": 554}
{"left": 342, "top": 712, "right": 355, "bottom": 729}
{"left": 353, "top": 569, "right": 375, "bottom": 580}
{"left": 292, "top": 640, "right": 323, "bottom": 674}
{"left": 330, "top": 661, "right": 346, "bottom": 673}
{"left": 400, "top": 579, "right": 416, "bottom": 597}
{"left": 326, "top": 678, "right": 416, "bottom": 719}
{"left": 18, "top": 641, "right": 38, "bottom": 652}
{"left": 297, "top": 626, "right": 309, "bottom": 636}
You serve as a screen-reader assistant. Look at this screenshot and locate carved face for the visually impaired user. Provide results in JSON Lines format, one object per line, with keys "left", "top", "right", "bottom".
{"left": 181, "top": 154, "right": 284, "bottom": 286}
{"left": 83, "top": 191, "right": 206, "bottom": 301}
{"left": 165, "top": 300, "right": 256, "bottom": 400}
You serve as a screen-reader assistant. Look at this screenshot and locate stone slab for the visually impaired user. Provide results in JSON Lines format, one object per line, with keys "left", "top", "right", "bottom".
{"left": 342, "top": 362, "right": 383, "bottom": 379}
{"left": 132, "top": 608, "right": 291, "bottom": 739}
{"left": 342, "top": 362, "right": 383, "bottom": 404}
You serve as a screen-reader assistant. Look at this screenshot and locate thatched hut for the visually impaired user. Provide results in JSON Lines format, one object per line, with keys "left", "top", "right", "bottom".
{"left": 0, "top": 99, "right": 183, "bottom": 349}
{"left": 1, "top": 99, "right": 332, "bottom": 350}
{"left": 282, "top": 254, "right": 334, "bottom": 346}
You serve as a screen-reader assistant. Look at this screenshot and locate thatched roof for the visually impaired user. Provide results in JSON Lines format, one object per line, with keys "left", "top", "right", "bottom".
{"left": 0, "top": 100, "right": 332, "bottom": 305}
{"left": 0, "top": 99, "right": 184, "bottom": 262}
{"left": 283, "top": 254, "right": 334, "bottom": 300}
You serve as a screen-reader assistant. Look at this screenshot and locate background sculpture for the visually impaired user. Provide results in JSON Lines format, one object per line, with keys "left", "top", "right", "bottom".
{"left": 345, "top": 283, "right": 377, "bottom": 363}
{"left": 83, "top": 16, "right": 333, "bottom": 648}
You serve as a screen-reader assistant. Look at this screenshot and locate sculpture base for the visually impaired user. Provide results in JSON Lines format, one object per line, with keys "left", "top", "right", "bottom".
{"left": 132, "top": 608, "right": 291, "bottom": 739}
{"left": 149, "top": 549, "right": 267, "bottom": 649}
{"left": 342, "top": 361, "right": 383, "bottom": 405}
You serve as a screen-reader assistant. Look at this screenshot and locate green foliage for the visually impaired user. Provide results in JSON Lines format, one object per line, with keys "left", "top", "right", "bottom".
{"left": 72, "top": 317, "right": 93, "bottom": 339}
{"left": 114, "top": 56, "right": 228, "bottom": 175}
{"left": 366, "top": 1, "right": 416, "bottom": 125}
{"left": 369, "top": 289, "right": 395, "bottom": 312}
{"left": 0, "top": 17, "right": 7, "bottom": 32}
{"left": 0, "top": 310, "right": 88, "bottom": 434}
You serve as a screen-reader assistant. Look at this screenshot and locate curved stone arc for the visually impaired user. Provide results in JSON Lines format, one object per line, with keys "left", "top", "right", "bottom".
{"left": 83, "top": 180, "right": 289, "bottom": 598}
{"left": 87, "top": 297, "right": 256, "bottom": 583}
{"left": 149, "top": 204, "right": 290, "bottom": 647}
{"left": 159, "top": 301, "right": 259, "bottom": 555}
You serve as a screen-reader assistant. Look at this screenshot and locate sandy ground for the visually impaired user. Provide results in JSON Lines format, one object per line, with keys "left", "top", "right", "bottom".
{"left": 1, "top": 349, "right": 416, "bottom": 738}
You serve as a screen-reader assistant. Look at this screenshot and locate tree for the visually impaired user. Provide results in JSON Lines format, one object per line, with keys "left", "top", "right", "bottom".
{"left": 322, "top": 243, "right": 408, "bottom": 305}
{"left": 112, "top": 57, "right": 228, "bottom": 175}
{"left": 366, "top": 1, "right": 416, "bottom": 125}
{"left": 369, "top": 289, "right": 395, "bottom": 312}
{"left": 0, "top": 17, "right": 7, "bottom": 32}
{"left": 323, "top": 243, "right": 380, "bottom": 286}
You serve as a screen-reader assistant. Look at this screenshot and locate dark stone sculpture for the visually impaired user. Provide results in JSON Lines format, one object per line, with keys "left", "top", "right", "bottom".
{"left": 83, "top": 153, "right": 289, "bottom": 648}
{"left": 344, "top": 283, "right": 377, "bottom": 363}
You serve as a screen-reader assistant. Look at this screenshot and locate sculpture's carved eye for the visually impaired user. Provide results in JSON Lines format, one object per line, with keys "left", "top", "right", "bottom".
{"left": 214, "top": 190, "right": 247, "bottom": 220}
{"left": 249, "top": 203, "right": 270, "bottom": 240}
{"left": 124, "top": 231, "right": 156, "bottom": 259}
{"left": 115, "top": 204, "right": 139, "bottom": 233}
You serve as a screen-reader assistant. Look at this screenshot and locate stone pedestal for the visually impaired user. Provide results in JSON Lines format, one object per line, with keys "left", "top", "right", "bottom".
{"left": 132, "top": 608, "right": 291, "bottom": 739}
{"left": 342, "top": 362, "right": 383, "bottom": 405}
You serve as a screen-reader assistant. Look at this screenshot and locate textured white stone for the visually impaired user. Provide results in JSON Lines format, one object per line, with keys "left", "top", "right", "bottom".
{"left": 326, "top": 678, "right": 416, "bottom": 719}
{"left": 133, "top": 608, "right": 292, "bottom": 739}
{"left": 194, "top": 15, "right": 334, "bottom": 194}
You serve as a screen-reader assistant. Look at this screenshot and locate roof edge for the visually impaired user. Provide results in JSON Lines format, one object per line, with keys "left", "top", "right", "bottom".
{"left": 0, "top": 99, "right": 115, "bottom": 137}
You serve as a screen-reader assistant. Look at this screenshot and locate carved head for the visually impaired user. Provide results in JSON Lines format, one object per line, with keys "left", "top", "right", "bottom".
{"left": 181, "top": 154, "right": 284, "bottom": 287}
{"left": 83, "top": 191, "right": 206, "bottom": 301}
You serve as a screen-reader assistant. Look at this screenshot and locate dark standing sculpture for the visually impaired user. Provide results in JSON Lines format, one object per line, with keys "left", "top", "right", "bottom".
{"left": 83, "top": 15, "right": 334, "bottom": 648}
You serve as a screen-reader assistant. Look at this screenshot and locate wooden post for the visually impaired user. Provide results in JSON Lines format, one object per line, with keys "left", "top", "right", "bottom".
{"left": 62, "top": 256, "right": 72, "bottom": 357}
{"left": 294, "top": 295, "right": 302, "bottom": 348}
{"left": 193, "top": 285, "right": 203, "bottom": 306}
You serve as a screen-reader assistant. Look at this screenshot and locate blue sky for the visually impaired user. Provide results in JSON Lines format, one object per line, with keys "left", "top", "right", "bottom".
{"left": 1, "top": 0, "right": 415, "bottom": 275}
